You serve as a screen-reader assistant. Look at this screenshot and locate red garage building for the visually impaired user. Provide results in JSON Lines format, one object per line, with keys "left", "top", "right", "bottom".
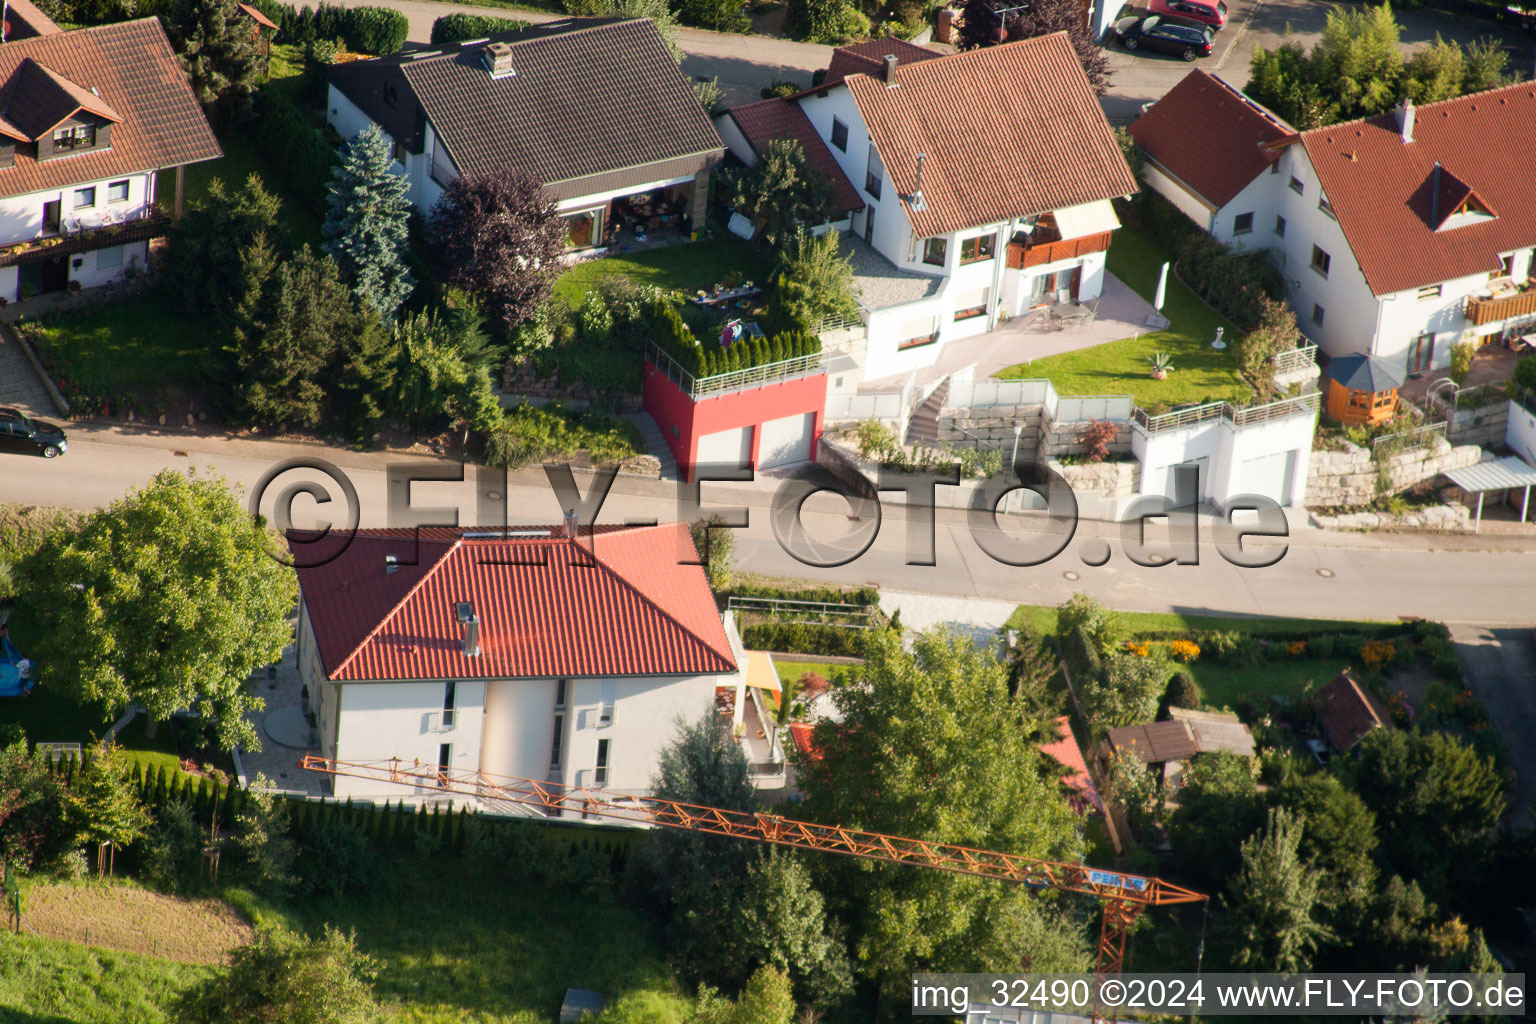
{"left": 643, "top": 343, "right": 828, "bottom": 482}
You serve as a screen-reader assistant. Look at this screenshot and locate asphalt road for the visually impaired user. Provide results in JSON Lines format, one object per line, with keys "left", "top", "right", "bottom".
{"left": 6, "top": 425, "right": 1536, "bottom": 625}
{"left": 1450, "top": 624, "right": 1536, "bottom": 818}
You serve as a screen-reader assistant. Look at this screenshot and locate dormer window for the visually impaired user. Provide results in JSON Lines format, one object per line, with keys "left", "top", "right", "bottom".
{"left": 53, "top": 124, "right": 94, "bottom": 151}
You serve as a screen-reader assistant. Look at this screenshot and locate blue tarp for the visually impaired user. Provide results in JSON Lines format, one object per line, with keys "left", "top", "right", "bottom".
{"left": 0, "top": 634, "right": 34, "bottom": 697}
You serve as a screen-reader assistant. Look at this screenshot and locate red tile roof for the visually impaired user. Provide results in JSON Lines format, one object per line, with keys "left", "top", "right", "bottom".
{"left": 1038, "top": 715, "right": 1101, "bottom": 813}
{"left": 1301, "top": 83, "right": 1536, "bottom": 295}
{"left": 2, "top": 0, "right": 61, "bottom": 40}
{"left": 237, "top": 3, "right": 279, "bottom": 31}
{"left": 0, "top": 19, "right": 221, "bottom": 201}
{"left": 292, "top": 523, "right": 737, "bottom": 682}
{"left": 823, "top": 36, "right": 941, "bottom": 87}
{"left": 788, "top": 722, "right": 822, "bottom": 760}
{"left": 844, "top": 33, "right": 1137, "bottom": 238}
{"left": 1130, "top": 69, "right": 1296, "bottom": 209}
{"left": 727, "top": 96, "right": 863, "bottom": 214}
{"left": 1315, "top": 671, "right": 1391, "bottom": 752}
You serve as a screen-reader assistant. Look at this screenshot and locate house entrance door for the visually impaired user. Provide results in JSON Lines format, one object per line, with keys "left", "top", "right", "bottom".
{"left": 1406, "top": 333, "right": 1433, "bottom": 374}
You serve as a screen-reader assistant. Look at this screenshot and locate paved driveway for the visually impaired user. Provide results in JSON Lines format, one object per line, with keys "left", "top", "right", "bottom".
{"left": 1449, "top": 623, "right": 1536, "bottom": 819}
{"left": 0, "top": 324, "right": 56, "bottom": 421}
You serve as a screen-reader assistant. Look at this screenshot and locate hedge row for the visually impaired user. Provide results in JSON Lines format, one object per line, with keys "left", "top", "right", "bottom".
{"left": 429, "top": 12, "right": 532, "bottom": 44}
{"left": 697, "top": 330, "right": 818, "bottom": 378}
{"left": 728, "top": 582, "right": 879, "bottom": 607}
{"left": 741, "top": 621, "right": 868, "bottom": 657}
{"left": 254, "top": 87, "right": 337, "bottom": 214}
{"left": 247, "top": 0, "right": 408, "bottom": 53}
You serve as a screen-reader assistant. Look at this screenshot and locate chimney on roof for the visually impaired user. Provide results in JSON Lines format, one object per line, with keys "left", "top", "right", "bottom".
{"left": 562, "top": 507, "right": 579, "bottom": 540}
{"left": 1430, "top": 161, "right": 1441, "bottom": 227}
{"left": 481, "top": 41, "right": 515, "bottom": 80}
{"left": 881, "top": 54, "right": 898, "bottom": 84}
{"left": 1396, "top": 96, "right": 1415, "bottom": 143}
{"left": 456, "top": 601, "right": 481, "bottom": 658}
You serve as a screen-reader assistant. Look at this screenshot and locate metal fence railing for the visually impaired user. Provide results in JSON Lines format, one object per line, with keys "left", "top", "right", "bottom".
{"left": 647, "top": 343, "right": 823, "bottom": 399}
{"left": 1372, "top": 420, "right": 1447, "bottom": 458}
{"left": 1132, "top": 392, "right": 1320, "bottom": 435}
{"left": 812, "top": 311, "right": 865, "bottom": 334}
{"left": 1273, "top": 344, "right": 1318, "bottom": 374}
{"left": 1515, "top": 385, "right": 1536, "bottom": 419}
{"left": 726, "top": 596, "right": 878, "bottom": 621}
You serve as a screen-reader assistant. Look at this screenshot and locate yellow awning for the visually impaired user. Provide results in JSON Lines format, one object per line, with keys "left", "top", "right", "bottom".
{"left": 745, "top": 650, "right": 781, "bottom": 694}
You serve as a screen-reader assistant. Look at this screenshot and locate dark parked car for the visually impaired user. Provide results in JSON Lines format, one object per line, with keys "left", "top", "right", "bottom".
{"left": 1114, "top": 13, "right": 1215, "bottom": 60}
{"left": 1149, "top": 0, "right": 1228, "bottom": 28}
{"left": 0, "top": 406, "right": 67, "bottom": 458}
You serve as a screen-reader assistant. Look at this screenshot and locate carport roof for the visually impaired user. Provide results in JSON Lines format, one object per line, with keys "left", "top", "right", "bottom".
{"left": 1445, "top": 454, "right": 1536, "bottom": 493}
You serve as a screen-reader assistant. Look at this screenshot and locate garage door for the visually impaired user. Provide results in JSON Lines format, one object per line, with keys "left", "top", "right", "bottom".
{"left": 1236, "top": 449, "right": 1297, "bottom": 506}
{"left": 758, "top": 412, "right": 815, "bottom": 469}
{"left": 696, "top": 425, "right": 753, "bottom": 468}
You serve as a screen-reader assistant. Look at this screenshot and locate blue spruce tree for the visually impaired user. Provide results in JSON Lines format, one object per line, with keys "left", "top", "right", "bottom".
{"left": 322, "top": 124, "right": 414, "bottom": 320}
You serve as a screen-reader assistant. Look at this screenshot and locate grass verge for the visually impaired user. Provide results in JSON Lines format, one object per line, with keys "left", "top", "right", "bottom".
{"left": 998, "top": 220, "right": 1250, "bottom": 407}
{"left": 0, "top": 932, "right": 210, "bottom": 1023}
{"left": 1007, "top": 604, "right": 1392, "bottom": 637}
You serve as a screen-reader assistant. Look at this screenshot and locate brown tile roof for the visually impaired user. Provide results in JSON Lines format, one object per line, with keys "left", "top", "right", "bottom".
{"left": 823, "top": 36, "right": 940, "bottom": 86}
{"left": 844, "top": 33, "right": 1137, "bottom": 238}
{"left": 1130, "top": 69, "right": 1296, "bottom": 209}
{"left": 2, "top": 0, "right": 62, "bottom": 40}
{"left": 0, "top": 57, "right": 124, "bottom": 140}
{"left": 727, "top": 96, "right": 863, "bottom": 214}
{"left": 0, "top": 19, "right": 220, "bottom": 201}
{"left": 1315, "top": 671, "right": 1391, "bottom": 752}
{"left": 1167, "top": 706, "right": 1256, "bottom": 757}
{"left": 332, "top": 19, "right": 722, "bottom": 189}
{"left": 1301, "top": 83, "right": 1536, "bottom": 296}
{"left": 1106, "top": 720, "right": 1198, "bottom": 764}
{"left": 237, "top": 3, "right": 279, "bottom": 31}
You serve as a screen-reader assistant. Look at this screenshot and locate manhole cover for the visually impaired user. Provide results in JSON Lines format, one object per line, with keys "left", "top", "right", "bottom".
{"left": 1062, "top": 570, "right": 1080, "bottom": 581}
{"left": 484, "top": 490, "right": 504, "bottom": 501}
{"left": 1147, "top": 553, "right": 1167, "bottom": 564}
{"left": 1317, "top": 568, "right": 1335, "bottom": 578}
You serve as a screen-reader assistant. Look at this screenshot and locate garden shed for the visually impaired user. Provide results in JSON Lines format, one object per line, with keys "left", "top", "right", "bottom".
{"left": 1324, "top": 353, "right": 1405, "bottom": 425}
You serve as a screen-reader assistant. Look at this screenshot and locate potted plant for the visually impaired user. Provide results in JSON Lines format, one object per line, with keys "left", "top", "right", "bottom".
{"left": 1148, "top": 352, "right": 1174, "bottom": 380}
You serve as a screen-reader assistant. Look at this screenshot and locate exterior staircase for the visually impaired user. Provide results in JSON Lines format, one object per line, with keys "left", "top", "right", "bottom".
{"left": 904, "top": 378, "right": 950, "bottom": 447}
{"left": 626, "top": 411, "right": 681, "bottom": 481}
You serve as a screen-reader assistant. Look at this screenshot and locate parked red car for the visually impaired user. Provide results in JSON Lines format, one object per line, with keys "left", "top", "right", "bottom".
{"left": 1149, "top": 0, "right": 1228, "bottom": 28}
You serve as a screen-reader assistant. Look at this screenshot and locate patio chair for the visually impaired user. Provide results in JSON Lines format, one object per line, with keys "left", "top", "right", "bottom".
{"left": 1067, "top": 297, "right": 1100, "bottom": 330}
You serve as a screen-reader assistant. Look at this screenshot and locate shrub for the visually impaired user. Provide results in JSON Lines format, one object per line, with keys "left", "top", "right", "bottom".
{"left": 1080, "top": 419, "right": 1118, "bottom": 463}
{"left": 1172, "top": 231, "right": 1283, "bottom": 331}
{"left": 1056, "top": 593, "right": 1124, "bottom": 656}
{"left": 789, "top": 0, "right": 868, "bottom": 42}
{"left": 1360, "top": 640, "right": 1396, "bottom": 669}
{"left": 1224, "top": 635, "right": 1264, "bottom": 668}
{"left": 1168, "top": 638, "right": 1201, "bottom": 663}
{"left": 141, "top": 800, "right": 204, "bottom": 891}
{"left": 1305, "top": 634, "right": 1337, "bottom": 658}
{"left": 1515, "top": 354, "right": 1536, "bottom": 393}
{"left": 1449, "top": 339, "right": 1476, "bottom": 385}
{"left": 740, "top": 622, "right": 865, "bottom": 657}
{"left": 729, "top": 582, "right": 878, "bottom": 606}
{"left": 429, "top": 11, "right": 531, "bottom": 43}
{"left": 344, "top": 6, "right": 409, "bottom": 53}
{"left": 254, "top": 87, "right": 336, "bottom": 215}
{"left": 1163, "top": 672, "right": 1200, "bottom": 712}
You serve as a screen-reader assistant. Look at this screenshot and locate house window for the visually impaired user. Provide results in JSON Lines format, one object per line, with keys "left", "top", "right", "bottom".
{"left": 959, "top": 234, "right": 995, "bottom": 264}
{"left": 864, "top": 143, "right": 882, "bottom": 200}
{"left": 107, "top": 180, "right": 129, "bottom": 203}
{"left": 921, "top": 237, "right": 946, "bottom": 266}
{"left": 1269, "top": 160, "right": 1280, "bottom": 174}
{"left": 1312, "top": 303, "right": 1325, "bottom": 326}
{"left": 1416, "top": 283, "right": 1442, "bottom": 300}
{"left": 554, "top": 678, "right": 567, "bottom": 710}
{"left": 550, "top": 714, "right": 564, "bottom": 769}
{"left": 1289, "top": 175, "right": 1304, "bottom": 195}
{"left": 52, "top": 124, "right": 95, "bottom": 151}
{"left": 1318, "top": 195, "right": 1335, "bottom": 218}
{"left": 96, "top": 245, "right": 122, "bottom": 270}
{"left": 830, "top": 117, "right": 848, "bottom": 152}
{"left": 595, "top": 738, "right": 610, "bottom": 787}
{"left": 954, "top": 287, "right": 989, "bottom": 321}
{"left": 1232, "top": 212, "right": 1254, "bottom": 235}
{"left": 1274, "top": 215, "right": 1286, "bottom": 237}
{"left": 442, "top": 680, "right": 456, "bottom": 728}
{"left": 437, "top": 743, "right": 452, "bottom": 787}
{"left": 1310, "top": 245, "right": 1331, "bottom": 278}
{"left": 73, "top": 187, "right": 96, "bottom": 209}
{"left": 392, "top": 139, "right": 407, "bottom": 164}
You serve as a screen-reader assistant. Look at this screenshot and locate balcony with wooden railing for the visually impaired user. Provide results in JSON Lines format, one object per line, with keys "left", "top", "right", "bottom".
{"left": 0, "top": 208, "right": 171, "bottom": 268}
{"left": 1005, "top": 227, "right": 1113, "bottom": 270}
{"left": 1464, "top": 283, "right": 1536, "bottom": 326}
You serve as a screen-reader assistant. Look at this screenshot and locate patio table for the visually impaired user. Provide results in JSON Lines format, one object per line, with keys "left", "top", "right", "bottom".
{"left": 1049, "top": 300, "right": 1093, "bottom": 328}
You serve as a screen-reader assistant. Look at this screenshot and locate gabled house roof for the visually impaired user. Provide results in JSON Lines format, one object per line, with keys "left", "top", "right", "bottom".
{"left": 0, "top": 19, "right": 221, "bottom": 200}
{"left": 724, "top": 96, "right": 863, "bottom": 214}
{"left": 291, "top": 523, "right": 738, "bottom": 683}
{"left": 1315, "top": 671, "right": 1391, "bottom": 752}
{"left": 1300, "top": 83, "right": 1536, "bottom": 295}
{"left": 237, "top": 3, "right": 280, "bottom": 31}
{"left": 822, "top": 36, "right": 940, "bottom": 87}
{"left": 1167, "top": 706, "right": 1256, "bottom": 757}
{"left": 2, "top": 0, "right": 63, "bottom": 40}
{"left": 1129, "top": 69, "right": 1297, "bottom": 209}
{"left": 329, "top": 19, "right": 722, "bottom": 196}
{"left": 842, "top": 33, "right": 1137, "bottom": 238}
{"left": 1106, "top": 720, "right": 1198, "bottom": 764}
{"left": 1039, "top": 715, "right": 1102, "bottom": 813}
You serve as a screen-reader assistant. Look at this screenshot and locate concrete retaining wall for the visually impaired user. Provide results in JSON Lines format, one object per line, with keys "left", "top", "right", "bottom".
{"left": 1305, "top": 435, "right": 1483, "bottom": 507}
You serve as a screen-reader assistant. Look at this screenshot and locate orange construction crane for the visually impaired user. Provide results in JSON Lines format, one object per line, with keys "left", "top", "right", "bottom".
{"left": 300, "top": 755, "right": 1205, "bottom": 1012}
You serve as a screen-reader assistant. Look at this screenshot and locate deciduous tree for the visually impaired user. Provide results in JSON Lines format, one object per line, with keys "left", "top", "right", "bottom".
{"left": 768, "top": 227, "right": 859, "bottom": 333}
{"left": 18, "top": 469, "right": 296, "bottom": 751}
{"left": 429, "top": 170, "right": 568, "bottom": 333}
{"left": 71, "top": 742, "right": 152, "bottom": 878}
{"left": 1169, "top": 751, "right": 1264, "bottom": 888}
{"left": 1275, "top": 771, "right": 1377, "bottom": 919}
{"left": 235, "top": 773, "right": 296, "bottom": 894}
{"left": 1229, "top": 807, "right": 1333, "bottom": 970}
{"left": 735, "top": 850, "right": 853, "bottom": 1007}
{"left": 323, "top": 124, "right": 415, "bottom": 321}
{"left": 958, "top": 0, "right": 1111, "bottom": 95}
{"left": 722, "top": 139, "right": 834, "bottom": 249}
{"left": 0, "top": 745, "right": 72, "bottom": 872}
{"left": 1079, "top": 651, "right": 1165, "bottom": 732}
{"left": 394, "top": 309, "right": 502, "bottom": 436}
{"left": 173, "top": 925, "right": 379, "bottom": 1024}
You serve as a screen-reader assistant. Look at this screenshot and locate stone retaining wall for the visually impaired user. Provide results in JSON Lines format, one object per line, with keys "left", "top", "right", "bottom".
{"left": 1305, "top": 435, "right": 1483, "bottom": 507}
{"left": 1312, "top": 504, "right": 1471, "bottom": 531}
{"left": 1049, "top": 458, "right": 1140, "bottom": 499}
{"left": 1043, "top": 420, "right": 1134, "bottom": 460}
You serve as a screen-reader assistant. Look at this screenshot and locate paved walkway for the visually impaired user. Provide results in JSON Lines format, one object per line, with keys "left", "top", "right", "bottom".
{"left": 237, "top": 640, "right": 327, "bottom": 798}
{"left": 0, "top": 323, "right": 56, "bottom": 420}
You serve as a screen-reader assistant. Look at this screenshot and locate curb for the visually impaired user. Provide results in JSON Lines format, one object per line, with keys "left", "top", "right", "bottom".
{"left": 2, "top": 320, "right": 70, "bottom": 419}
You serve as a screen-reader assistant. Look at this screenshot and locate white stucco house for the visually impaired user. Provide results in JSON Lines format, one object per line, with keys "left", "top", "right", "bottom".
{"left": 1133, "top": 70, "right": 1536, "bottom": 376}
{"left": 720, "top": 33, "right": 1137, "bottom": 385}
{"left": 0, "top": 17, "right": 220, "bottom": 302}
{"left": 291, "top": 522, "right": 785, "bottom": 815}
{"left": 325, "top": 18, "right": 724, "bottom": 251}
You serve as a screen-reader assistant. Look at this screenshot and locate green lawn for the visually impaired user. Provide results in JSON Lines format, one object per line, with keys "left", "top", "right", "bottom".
{"left": 552, "top": 237, "right": 774, "bottom": 310}
{"left": 1006, "top": 604, "right": 1391, "bottom": 637}
{"left": 999, "top": 221, "right": 1250, "bottom": 408}
{"left": 20, "top": 290, "right": 216, "bottom": 411}
{"left": 184, "top": 124, "right": 323, "bottom": 250}
{"left": 0, "top": 667, "right": 184, "bottom": 776}
{"left": 772, "top": 657, "right": 847, "bottom": 688}
{"left": 1187, "top": 656, "right": 1357, "bottom": 710}
{"left": 0, "top": 933, "right": 209, "bottom": 1023}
